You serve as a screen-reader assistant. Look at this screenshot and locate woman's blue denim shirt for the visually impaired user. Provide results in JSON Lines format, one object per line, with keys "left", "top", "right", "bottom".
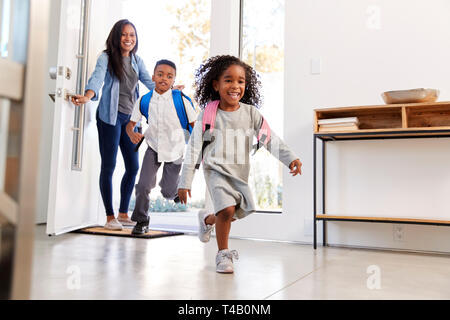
{"left": 85, "top": 52, "right": 155, "bottom": 125}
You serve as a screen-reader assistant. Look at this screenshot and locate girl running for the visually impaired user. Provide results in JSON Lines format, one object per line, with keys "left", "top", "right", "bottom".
{"left": 178, "top": 55, "right": 302, "bottom": 273}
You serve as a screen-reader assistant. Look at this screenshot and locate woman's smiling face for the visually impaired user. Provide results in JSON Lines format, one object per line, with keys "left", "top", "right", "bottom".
{"left": 120, "top": 24, "right": 136, "bottom": 56}
{"left": 213, "top": 64, "right": 246, "bottom": 110}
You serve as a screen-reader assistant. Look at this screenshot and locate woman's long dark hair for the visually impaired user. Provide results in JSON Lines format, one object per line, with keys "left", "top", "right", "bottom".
{"left": 104, "top": 19, "right": 138, "bottom": 81}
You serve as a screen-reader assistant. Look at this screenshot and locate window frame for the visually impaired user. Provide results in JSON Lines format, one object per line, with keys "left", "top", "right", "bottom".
{"left": 238, "top": 0, "right": 285, "bottom": 215}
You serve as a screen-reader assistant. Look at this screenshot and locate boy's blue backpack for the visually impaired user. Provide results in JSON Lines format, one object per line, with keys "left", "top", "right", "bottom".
{"left": 139, "top": 89, "right": 196, "bottom": 136}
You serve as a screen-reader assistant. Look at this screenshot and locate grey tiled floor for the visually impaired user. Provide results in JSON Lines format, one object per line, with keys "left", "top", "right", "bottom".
{"left": 31, "top": 225, "right": 450, "bottom": 300}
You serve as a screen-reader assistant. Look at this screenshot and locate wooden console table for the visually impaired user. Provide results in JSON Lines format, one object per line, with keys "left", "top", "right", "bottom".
{"left": 313, "top": 101, "right": 450, "bottom": 249}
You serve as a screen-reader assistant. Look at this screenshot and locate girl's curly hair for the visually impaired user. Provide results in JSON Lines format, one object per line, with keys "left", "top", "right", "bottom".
{"left": 194, "top": 55, "right": 262, "bottom": 109}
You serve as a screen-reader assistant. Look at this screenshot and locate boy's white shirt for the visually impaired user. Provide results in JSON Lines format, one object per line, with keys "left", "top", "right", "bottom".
{"left": 130, "top": 89, "right": 198, "bottom": 163}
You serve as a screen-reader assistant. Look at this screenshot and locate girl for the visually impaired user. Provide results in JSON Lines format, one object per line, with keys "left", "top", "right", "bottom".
{"left": 178, "top": 55, "right": 302, "bottom": 273}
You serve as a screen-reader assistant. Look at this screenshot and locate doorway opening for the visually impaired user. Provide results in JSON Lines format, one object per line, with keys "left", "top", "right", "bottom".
{"left": 102, "top": 0, "right": 211, "bottom": 232}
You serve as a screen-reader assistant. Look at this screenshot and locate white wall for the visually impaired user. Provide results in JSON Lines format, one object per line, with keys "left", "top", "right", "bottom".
{"left": 284, "top": 0, "right": 450, "bottom": 252}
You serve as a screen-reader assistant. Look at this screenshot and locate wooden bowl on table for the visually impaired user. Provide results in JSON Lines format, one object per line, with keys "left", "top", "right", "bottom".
{"left": 381, "top": 88, "right": 439, "bottom": 104}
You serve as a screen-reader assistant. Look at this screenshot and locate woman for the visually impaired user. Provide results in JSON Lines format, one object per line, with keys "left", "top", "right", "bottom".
{"left": 72, "top": 19, "right": 179, "bottom": 230}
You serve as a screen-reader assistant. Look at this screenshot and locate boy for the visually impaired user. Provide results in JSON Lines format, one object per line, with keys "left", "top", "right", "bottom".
{"left": 126, "top": 59, "right": 198, "bottom": 234}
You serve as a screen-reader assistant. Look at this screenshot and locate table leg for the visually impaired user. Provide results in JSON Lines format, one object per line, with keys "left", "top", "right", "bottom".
{"left": 313, "top": 135, "right": 317, "bottom": 249}
{"left": 322, "top": 139, "right": 327, "bottom": 247}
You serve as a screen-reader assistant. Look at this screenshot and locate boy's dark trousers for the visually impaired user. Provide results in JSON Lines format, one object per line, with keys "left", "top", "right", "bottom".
{"left": 131, "top": 146, "right": 182, "bottom": 223}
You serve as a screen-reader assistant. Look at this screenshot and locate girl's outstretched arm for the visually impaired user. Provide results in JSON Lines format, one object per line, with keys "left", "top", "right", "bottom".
{"left": 252, "top": 107, "right": 301, "bottom": 172}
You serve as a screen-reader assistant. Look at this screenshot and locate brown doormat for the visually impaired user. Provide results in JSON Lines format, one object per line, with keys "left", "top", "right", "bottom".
{"left": 73, "top": 226, "right": 183, "bottom": 239}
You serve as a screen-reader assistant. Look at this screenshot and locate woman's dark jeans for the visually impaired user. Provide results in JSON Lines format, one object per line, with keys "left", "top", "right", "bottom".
{"left": 96, "top": 111, "right": 139, "bottom": 216}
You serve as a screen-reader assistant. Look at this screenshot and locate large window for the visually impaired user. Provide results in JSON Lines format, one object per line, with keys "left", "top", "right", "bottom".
{"left": 118, "top": 0, "right": 211, "bottom": 212}
{"left": 241, "top": 0, "right": 285, "bottom": 211}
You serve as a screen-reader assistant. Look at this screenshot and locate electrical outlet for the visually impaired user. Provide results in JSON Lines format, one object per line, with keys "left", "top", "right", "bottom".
{"left": 393, "top": 225, "right": 405, "bottom": 242}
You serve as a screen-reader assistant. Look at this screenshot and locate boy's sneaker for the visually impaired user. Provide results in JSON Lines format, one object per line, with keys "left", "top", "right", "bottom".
{"left": 104, "top": 218, "right": 123, "bottom": 231}
{"left": 216, "top": 249, "right": 239, "bottom": 274}
{"left": 198, "top": 209, "right": 214, "bottom": 243}
{"left": 132, "top": 221, "right": 149, "bottom": 235}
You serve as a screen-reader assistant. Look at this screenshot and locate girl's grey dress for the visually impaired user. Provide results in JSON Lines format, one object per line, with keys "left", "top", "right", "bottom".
{"left": 179, "top": 102, "right": 298, "bottom": 219}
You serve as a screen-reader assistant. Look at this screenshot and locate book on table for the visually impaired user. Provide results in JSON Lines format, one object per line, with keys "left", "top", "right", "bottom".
{"left": 318, "top": 117, "right": 359, "bottom": 125}
{"left": 318, "top": 117, "right": 359, "bottom": 132}
{"left": 318, "top": 123, "right": 359, "bottom": 132}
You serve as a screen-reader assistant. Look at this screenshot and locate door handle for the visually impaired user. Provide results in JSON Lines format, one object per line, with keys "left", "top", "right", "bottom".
{"left": 64, "top": 90, "right": 76, "bottom": 101}
{"left": 55, "top": 88, "right": 76, "bottom": 102}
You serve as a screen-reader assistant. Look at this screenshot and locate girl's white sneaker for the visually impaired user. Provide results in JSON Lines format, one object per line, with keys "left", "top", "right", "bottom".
{"left": 216, "top": 249, "right": 239, "bottom": 274}
{"left": 198, "top": 209, "right": 214, "bottom": 243}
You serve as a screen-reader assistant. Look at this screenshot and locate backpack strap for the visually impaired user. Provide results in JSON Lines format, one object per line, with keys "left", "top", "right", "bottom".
{"left": 202, "top": 100, "right": 220, "bottom": 133}
{"left": 253, "top": 117, "right": 272, "bottom": 155}
{"left": 139, "top": 90, "right": 153, "bottom": 124}
{"left": 141, "top": 89, "right": 196, "bottom": 133}
{"left": 172, "top": 89, "right": 192, "bottom": 135}
{"left": 182, "top": 93, "right": 196, "bottom": 135}
{"left": 181, "top": 92, "right": 196, "bottom": 114}
{"left": 195, "top": 100, "right": 220, "bottom": 169}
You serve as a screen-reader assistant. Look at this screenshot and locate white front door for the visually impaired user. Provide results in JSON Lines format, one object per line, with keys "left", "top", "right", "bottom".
{"left": 46, "top": 0, "right": 102, "bottom": 235}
